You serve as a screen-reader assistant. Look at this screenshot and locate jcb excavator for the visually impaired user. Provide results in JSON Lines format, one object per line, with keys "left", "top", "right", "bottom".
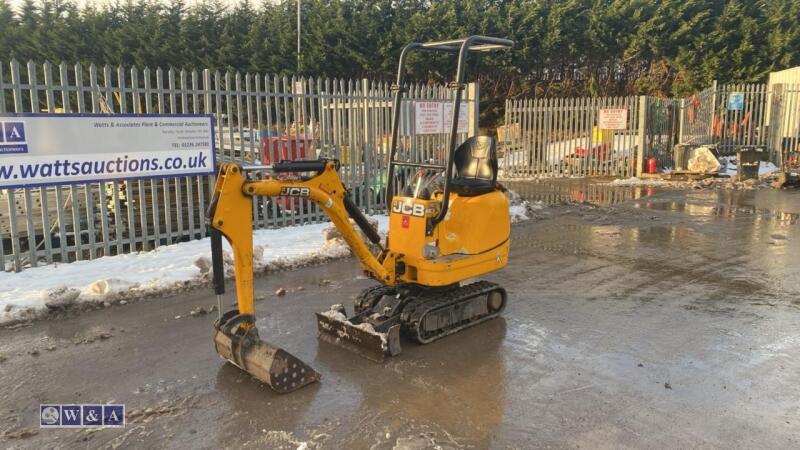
{"left": 207, "top": 36, "right": 514, "bottom": 393}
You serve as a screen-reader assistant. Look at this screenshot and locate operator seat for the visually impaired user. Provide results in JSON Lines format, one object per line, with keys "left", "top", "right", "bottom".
{"left": 450, "top": 136, "right": 498, "bottom": 196}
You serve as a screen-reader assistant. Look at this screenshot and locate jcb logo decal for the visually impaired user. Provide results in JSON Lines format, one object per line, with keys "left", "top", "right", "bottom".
{"left": 280, "top": 187, "right": 310, "bottom": 197}
{"left": 392, "top": 200, "right": 425, "bottom": 217}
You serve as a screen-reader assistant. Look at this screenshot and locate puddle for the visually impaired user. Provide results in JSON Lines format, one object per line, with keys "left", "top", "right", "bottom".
{"left": 503, "top": 179, "right": 656, "bottom": 206}
{"left": 635, "top": 201, "right": 799, "bottom": 224}
{"left": 503, "top": 178, "right": 800, "bottom": 225}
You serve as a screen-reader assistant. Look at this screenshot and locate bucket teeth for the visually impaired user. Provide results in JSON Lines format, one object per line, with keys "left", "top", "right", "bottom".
{"left": 213, "top": 315, "right": 320, "bottom": 393}
{"left": 315, "top": 307, "right": 402, "bottom": 362}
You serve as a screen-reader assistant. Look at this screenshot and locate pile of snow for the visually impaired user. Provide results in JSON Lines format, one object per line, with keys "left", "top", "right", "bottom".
{"left": 505, "top": 189, "right": 545, "bottom": 223}
{"left": 0, "top": 217, "right": 386, "bottom": 324}
{"left": 1, "top": 194, "right": 541, "bottom": 324}
{"left": 718, "top": 156, "right": 781, "bottom": 177}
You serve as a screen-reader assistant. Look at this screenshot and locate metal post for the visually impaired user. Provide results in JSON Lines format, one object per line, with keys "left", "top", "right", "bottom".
{"left": 710, "top": 80, "right": 718, "bottom": 142}
{"left": 467, "top": 82, "right": 479, "bottom": 138}
{"left": 296, "top": 0, "right": 301, "bottom": 73}
{"left": 770, "top": 84, "right": 784, "bottom": 167}
{"left": 362, "top": 78, "right": 370, "bottom": 149}
{"left": 678, "top": 97, "right": 686, "bottom": 144}
{"left": 636, "top": 96, "right": 647, "bottom": 177}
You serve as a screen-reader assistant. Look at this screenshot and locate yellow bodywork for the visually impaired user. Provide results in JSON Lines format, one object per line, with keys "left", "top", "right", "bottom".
{"left": 209, "top": 161, "right": 509, "bottom": 318}
{"left": 388, "top": 192, "right": 509, "bottom": 286}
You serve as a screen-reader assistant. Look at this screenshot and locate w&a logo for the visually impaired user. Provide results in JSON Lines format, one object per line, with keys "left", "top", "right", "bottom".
{"left": 0, "top": 121, "right": 28, "bottom": 154}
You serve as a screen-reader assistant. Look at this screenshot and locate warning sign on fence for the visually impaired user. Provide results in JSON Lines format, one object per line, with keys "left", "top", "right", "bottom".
{"left": 598, "top": 108, "right": 628, "bottom": 130}
{"left": 443, "top": 102, "right": 470, "bottom": 134}
{"left": 414, "top": 102, "right": 443, "bottom": 135}
{"left": 728, "top": 92, "right": 744, "bottom": 111}
{"left": 414, "top": 101, "right": 470, "bottom": 135}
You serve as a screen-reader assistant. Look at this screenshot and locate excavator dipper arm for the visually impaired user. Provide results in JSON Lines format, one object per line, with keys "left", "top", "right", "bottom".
{"left": 206, "top": 159, "right": 396, "bottom": 393}
{"left": 209, "top": 160, "right": 396, "bottom": 316}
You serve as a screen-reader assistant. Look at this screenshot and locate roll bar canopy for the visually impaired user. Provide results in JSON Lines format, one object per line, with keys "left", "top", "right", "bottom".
{"left": 419, "top": 36, "right": 514, "bottom": 53}
{"left": 385, "top": 36, "right": 513, "bottom": 233}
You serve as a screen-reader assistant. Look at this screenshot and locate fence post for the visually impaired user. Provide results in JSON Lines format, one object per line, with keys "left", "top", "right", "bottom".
{"left": 710, "top": 80, "right": 718, "bottom": 141}
{"left": 678, "top": 97, "right": 686, "bottom": 144}
{"left": 769, "top": 84, "right": 784, "bottom": 166}
{"left": 636, "top": 96, "right": 647, "bottom": 177}
{"left": 362, "top": 78, "right": 370, "bottom": 151}
{"left": 467, "top": 82, "right": 479, "bottom": 138}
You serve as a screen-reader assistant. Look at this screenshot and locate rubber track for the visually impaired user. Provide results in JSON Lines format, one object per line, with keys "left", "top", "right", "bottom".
{"left": 354, "top": 285, "right": 396, "bottom": 314}
{"left": 401, "top": 280, "right": 506, "bottom": 344}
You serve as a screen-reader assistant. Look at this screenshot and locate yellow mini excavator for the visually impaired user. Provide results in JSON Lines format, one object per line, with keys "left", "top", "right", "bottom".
{"left": 207, "top": 36, "right": 514, "bottom": 393}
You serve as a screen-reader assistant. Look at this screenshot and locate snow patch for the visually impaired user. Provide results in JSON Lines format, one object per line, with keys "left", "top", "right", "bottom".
{"left": 0, "top": 217, "right": 388, "bottom": 324}
{"left": 505, "top": 188, "right": 545, "bottom": 223}
{"left": 88, "top": 278, "right": 140, "bottom": 295}
{"left": 718, "top": 156, "right": 781, "bottom": 177}
{"left": 319, "top": 305, "right": 347, "bottom": 322}
{"left": 42, "top": 287, "right": 81, "bottom": 309}
{"left": 1, "top": 191, "right": 542, "bottom": 324}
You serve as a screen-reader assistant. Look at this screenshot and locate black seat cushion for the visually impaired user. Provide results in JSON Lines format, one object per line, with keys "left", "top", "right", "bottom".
{"left": 450, "top": 136, "right": 498, "bottom": 196}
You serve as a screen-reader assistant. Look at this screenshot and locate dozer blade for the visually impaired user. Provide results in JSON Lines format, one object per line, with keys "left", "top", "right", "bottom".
{"left": 315, "top": 306, "right": 402, "bottom": 362}
{"left": 214, "top": 326, "right": 320, "bottom": 394}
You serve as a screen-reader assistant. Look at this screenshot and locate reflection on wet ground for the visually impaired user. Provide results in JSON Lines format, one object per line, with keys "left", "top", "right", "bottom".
{"left": 1, "top": 181, "right": 799, "bottom": 449}
{"left": 633, "top": 190, "right": 800, "bottom": 224}
{"left": 504, "top": 178, "right": 658, "bottom": 205}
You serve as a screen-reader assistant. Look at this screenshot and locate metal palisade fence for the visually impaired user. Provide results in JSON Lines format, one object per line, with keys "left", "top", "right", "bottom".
{"left": 679, "top": 82, "right": 770, "bottom": 156}
{"left": 0, "top": 60, "right": 475, "bottom": 272}
{"left": 501, "top": 96, "right": 660, "bottom": 178}
{"left": 678, "top": 82, "right": 800, "bottom": 166}
{"left": 503, "top": 81, "right": 800, "bottom": 178}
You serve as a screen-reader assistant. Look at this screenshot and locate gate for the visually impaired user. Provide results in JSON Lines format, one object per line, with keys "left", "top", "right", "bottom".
{"left": 502, "top": 96, "right": 640, "bottom": 178}
{"left": 502, "top": 95, "right": 679, "bottom": 178}
{"left": 768, "top": 83, "right": 800, "bottom": 170}
{"left": 709, "top": 83, "right": 770, "bottom": 156}
{"left": 642, "top": 97, "right": 680, "bottom": 171}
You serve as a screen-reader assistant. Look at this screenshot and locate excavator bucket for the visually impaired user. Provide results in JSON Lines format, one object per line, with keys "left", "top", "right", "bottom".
{"left": 207, "top": 225, "right": 319, "bottom": 394}
{"left": 213, "top": 315, "right": 320, "bottom": 393}
{"left": 315, "top": 305, "right": 402, "bottom": 362}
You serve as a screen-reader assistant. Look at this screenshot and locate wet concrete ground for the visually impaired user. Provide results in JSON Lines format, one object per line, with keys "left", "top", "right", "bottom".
{"left": 1, "top": 182, "right": 799, "bottom": 449}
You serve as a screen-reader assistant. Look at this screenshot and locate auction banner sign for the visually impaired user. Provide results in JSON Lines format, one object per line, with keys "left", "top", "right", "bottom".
{"left": 0, "top": 113, "right": 215, "bottom": 189}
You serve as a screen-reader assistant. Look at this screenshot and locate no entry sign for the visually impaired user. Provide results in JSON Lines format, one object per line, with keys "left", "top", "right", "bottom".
{"left": 414, "top": 101, "right": 469, "bottom": 135}
{"left": 598, "top": 108, "right": 628, "bottom": 130}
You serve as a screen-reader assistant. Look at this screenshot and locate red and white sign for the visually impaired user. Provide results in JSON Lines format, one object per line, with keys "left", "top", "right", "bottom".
{"left": 414, "top": 101, "right": 470, "bottom": 135}
{"left": 598, "top": 108, "right": 628, "bottom": 130}
{"left": 414, "top": 102, "right": 443, "bottom": 135}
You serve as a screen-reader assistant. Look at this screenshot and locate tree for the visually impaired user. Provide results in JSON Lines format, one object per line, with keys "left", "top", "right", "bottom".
{"left": 1, "top": 0, "right": 799, "bottom": 114}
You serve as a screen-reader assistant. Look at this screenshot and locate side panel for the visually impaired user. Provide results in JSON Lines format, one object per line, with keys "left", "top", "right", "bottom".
{"left": 388, "top": 192, "right": 510, "bottom": 286}
{"left": 387, "top": 196, "right": 437, "bottom": 260}
{"left": 413, "top": 240, "right": 509, "bottom": 286}
{"left": 438, "top": 191, "right": 509, "bottom": 256}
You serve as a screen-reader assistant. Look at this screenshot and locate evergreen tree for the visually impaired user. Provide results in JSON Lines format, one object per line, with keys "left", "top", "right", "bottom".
{"left": 0, "top": 0, "right": 798, "bottom": 104}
